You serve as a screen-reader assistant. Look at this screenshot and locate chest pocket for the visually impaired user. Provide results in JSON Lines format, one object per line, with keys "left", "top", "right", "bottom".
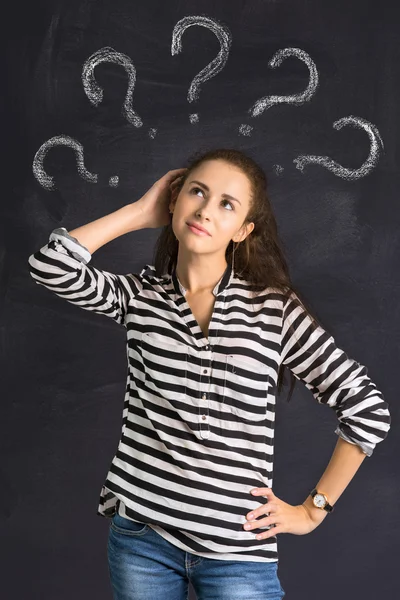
{"left": 140, "top": 332, "right": 188, "bottom": 403}
{"left": 223, "top": 355, "right": 270, "bottom": 422}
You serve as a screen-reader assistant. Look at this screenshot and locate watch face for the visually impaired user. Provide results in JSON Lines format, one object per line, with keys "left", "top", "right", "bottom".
{"left": 313, "top": 493, "right": 327, "bottom": 508}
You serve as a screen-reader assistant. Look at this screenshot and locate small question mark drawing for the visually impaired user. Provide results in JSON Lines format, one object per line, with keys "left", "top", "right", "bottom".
{"left": 293, "top": 116, "right": 384, "bottom": 180}
{"left": 171, "top": 15, "right": 232, "bottom": 123}
{"left": 32, "top": 135, "right": 98, "bottom": 191}
{"left": 239, "top": 47, "right": 319, "bottom": 142}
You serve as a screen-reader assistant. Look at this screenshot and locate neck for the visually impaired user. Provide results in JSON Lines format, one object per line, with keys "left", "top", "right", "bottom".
{"left": 175, "top": 259, "right": 228, "bottom": 295}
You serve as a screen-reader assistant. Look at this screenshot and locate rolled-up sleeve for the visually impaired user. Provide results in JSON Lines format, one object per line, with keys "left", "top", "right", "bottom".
{"left": 28, "top": 227, "right": 143, "bottom": 327}
{"left": 281, "top": 291, "right": 391, "bottom": 457}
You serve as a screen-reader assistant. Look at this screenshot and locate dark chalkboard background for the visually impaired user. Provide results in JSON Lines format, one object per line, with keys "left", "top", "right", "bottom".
{"left": 3, "top": 0, "right": 398, "bottom": 598}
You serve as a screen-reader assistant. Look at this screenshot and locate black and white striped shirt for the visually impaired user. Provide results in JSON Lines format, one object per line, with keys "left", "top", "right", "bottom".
{"left": 28, "top": 227, "right": 391, "bottom": 562}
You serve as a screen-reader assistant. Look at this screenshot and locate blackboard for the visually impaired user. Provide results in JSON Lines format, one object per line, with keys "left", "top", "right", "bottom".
{"left": 4, "top": 1, "right": 397, "bottom": 598}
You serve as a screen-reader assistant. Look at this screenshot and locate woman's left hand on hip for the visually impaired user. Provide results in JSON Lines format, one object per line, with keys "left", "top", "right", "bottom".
{"left": 243, "top": 487, "right": 326, "bottom": 540}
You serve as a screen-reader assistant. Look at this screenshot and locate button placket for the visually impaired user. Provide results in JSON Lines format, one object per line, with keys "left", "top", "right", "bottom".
{"left": 173, "top": 269, "right": 228, "bottom": 441}
{"left": 199, "top": 346, "right": 212, "bottom": 439}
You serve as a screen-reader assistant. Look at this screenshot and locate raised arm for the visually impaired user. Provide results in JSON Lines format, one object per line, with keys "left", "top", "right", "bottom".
{"left": 28, "top": 202, "right": 147, "bottom": 327}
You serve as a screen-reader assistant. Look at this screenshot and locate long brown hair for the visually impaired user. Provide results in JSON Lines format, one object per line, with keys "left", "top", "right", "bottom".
{"left": 152, "top": 147, "right": 325, "bottom": 402}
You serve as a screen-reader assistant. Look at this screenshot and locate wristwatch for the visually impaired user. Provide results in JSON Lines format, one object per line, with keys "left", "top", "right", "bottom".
{"left": 310, "top": 488, "right": 334, "bottom": 513}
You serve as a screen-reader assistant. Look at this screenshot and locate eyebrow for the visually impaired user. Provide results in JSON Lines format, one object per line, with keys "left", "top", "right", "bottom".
{"left": 188, "top": 180, "right": 242, "bottom": 205}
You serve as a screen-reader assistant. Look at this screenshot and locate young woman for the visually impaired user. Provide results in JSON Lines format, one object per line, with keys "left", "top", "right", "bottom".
{"left": 28, "top": 148, "right": 391, "bottom": 600}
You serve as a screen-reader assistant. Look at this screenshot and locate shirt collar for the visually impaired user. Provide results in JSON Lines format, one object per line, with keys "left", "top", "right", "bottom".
{"left": 171, "top": 259, "right": 233, "bottom": 297}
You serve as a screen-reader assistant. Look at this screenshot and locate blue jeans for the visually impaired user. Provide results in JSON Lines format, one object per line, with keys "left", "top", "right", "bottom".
{"left": 107, "top": 512, "right": 286, "bottom": 599}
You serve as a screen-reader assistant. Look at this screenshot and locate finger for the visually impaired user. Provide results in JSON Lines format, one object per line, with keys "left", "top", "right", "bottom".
{"left": 170, "top": 174, "right": 187, "bottom": 187}
{"left": 244, "top": 511, "right": 280, "bottom": 532}
{"left": 251, "top": 487, "right": 274, "bottom": 496}
{"left": 159, "top": 169, "right": 187, "bottom": 186}
{"left": 169, "top": 175, "right": 184, "bottom": 187}
{"left": 167, "top": 168, "right": 188, "bottom": 179}
{"left": 247, "top": 502, "right": 276, "bottom": 521}
{"left": 255, "top": 524, "right": 281, "bottom": 540}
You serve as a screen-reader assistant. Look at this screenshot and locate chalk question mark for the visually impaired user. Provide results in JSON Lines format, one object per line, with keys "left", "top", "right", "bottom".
{"left": 239, "top": 47, "right": 319, "bottom": 137}
{"left": 32, "top": 135, "right": 98, "bottom": 191}
{"left": 81, "top": 46, "right": 157, "bottom": 186}
{"left": 293, "top": 115, "right": 384, "bottom": 180}
{"left": 82, "top": 46, "right": 143, "bottom": 128}
{"left": 172, "top": 15, "right": 232, "bottom": 123}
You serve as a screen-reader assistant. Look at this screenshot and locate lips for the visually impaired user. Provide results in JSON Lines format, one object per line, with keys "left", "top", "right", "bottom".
{"left": 186, "top": 221, "right": 211, "bottom": 235}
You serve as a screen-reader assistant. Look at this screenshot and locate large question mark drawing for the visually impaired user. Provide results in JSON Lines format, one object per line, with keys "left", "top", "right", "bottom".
{"left": 81, "top": 46, "right": 157, "bottom": 186}
{"left": 32, "top": 135, "right": 98, "bottom": 191}
{"left": 82, "top": 46, "right": 143, "bottom": 128}
{"left": 293, "top": 115, "right": 384, "bottom": 180}
{"left": 171, "top": 15, "right": 232, "bottom": 123}
{"left": 239, "top": 47, "right": 319, "bottom": 137}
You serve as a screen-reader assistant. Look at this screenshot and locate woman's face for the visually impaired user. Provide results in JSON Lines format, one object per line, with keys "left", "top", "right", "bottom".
{"left": 170, "top": 159, "right": 254, "bottom": 255}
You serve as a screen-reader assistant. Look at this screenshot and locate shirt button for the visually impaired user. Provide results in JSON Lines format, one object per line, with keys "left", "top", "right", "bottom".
{"left": 201, "top": 415, "right": 207, "bottom": 420}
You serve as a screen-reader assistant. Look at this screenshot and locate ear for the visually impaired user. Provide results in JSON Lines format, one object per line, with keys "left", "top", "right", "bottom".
{"left": 233, "top": 221, "right": 255, "bottom": 243}
{"left": 169, "top": 186, "right": 179, "bottom": 213}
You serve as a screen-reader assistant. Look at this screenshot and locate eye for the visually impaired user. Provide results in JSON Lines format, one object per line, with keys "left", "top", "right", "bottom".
{"left": 221, "top": 198, "right": 234, "bottom": 211}
{"left": 190, "top": 186, "right": 204, "bottom": 197}
{"left": 189, "top": 187, "right": 234, "bottom": 211}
